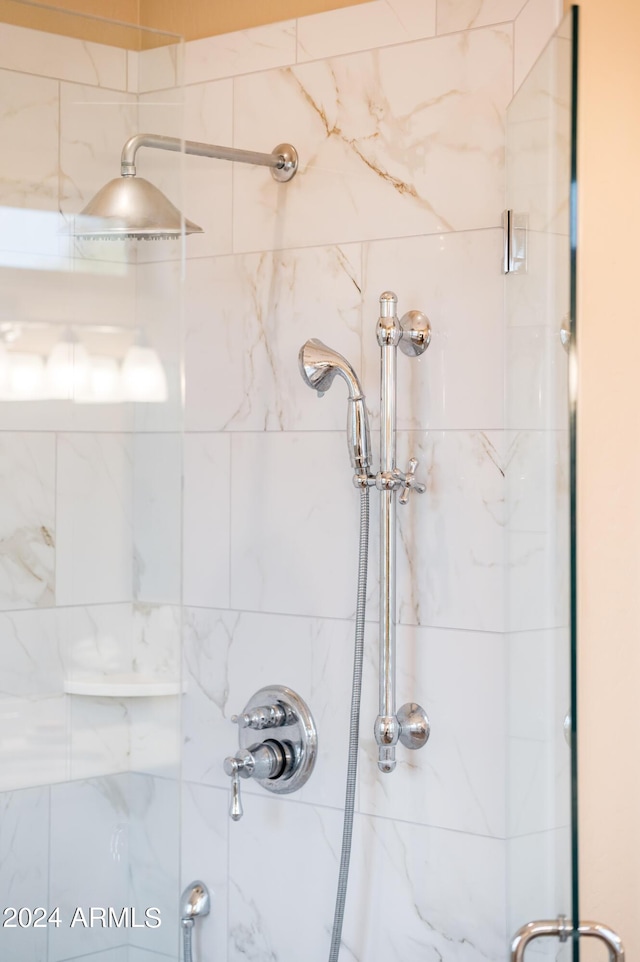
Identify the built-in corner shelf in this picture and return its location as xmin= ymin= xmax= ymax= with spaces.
xmin=64 ymin=675 xmax=184 ymax=698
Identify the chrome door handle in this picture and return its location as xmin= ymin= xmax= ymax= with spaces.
xmin=578 ymin=921 xmax=625 ymax=961
xmin=511 ymin=917 xmax=625 ymax=962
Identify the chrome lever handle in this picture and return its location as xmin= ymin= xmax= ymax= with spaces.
xmin=231 ymin=702 xmax=290 ymax=729
xmin=396 ymin=457 xmax=426 ymax=505
xmin=224 ymin=756 xmax=244 ymax=821
xmin=230 ymin=767 xmax=243 ymax=821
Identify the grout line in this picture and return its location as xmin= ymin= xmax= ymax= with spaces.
xmin=0 ymin=426 xmax=564 ymax=438
xmin=129 ymin=225 xmax=507 ymax=266
xmin=181 ymin=602 xmax=512 ymax=636
xmin=140 ymin=16 xmax=516 ymax=95
xmin=1 ymin=62 xmax=130 ymax=95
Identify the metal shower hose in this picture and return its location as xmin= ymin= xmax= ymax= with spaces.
xmin=328 ymin=486 xmax=370 ymax=962
xmin=182 ymin=921 xmax=194 ymax=962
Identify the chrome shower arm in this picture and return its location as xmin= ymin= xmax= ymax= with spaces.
xmin=120 ymin=133 xmax=298 ymax=181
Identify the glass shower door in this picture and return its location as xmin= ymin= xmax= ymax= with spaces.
xmin=0 ymin=5 xmax=186 ymax=960
xmin=505 ymin=7 xmax=578 ymax=958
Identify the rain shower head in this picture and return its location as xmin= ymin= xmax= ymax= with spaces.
xmin=298 ymin=338 xmax=371 ymax=473
xmin=74 ymin=174 xmax=203 ymax=241
xmin=73 ymin=133 xmax=298 ymax=241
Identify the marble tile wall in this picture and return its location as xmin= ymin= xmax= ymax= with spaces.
xmin=170 ymin=1 xmax=560 ymax=960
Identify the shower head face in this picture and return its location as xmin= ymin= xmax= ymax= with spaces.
xmin=298 ymin=338 xmax=362 ymax=399
xmin=73 ymin=175 xmax=203 ymax=240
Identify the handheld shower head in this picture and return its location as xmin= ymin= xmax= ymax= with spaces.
xmin=299 ymin=338 xmax=362 ymax=399
xmin=298 ymin=339 xmax=371 ymax=475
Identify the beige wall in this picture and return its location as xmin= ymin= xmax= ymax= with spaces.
xmin=577 ymin=0 xmax=640 ymax=955
xmin=0 ymin=0 xmax=142 ymax=45
xmin=141 ymin=0 xmax=370 ymax=40
xmin=0 ymin=0 xmax=369 ymax=45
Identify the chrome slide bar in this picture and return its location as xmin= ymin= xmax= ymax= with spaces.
xmin=511 ymin=917 xmax=625 ymax=962
xmin=372 ymin=292 xmax=431 ymax=773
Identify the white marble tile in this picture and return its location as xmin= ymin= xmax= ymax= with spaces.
xmin=0 ymin=612 xmax=68 ymax=791
xmin=137 ymin=41 xmax=183 ymax=94
xmin=129 ymin=694 xmax=181 ymax=779
xmin=344 ymin=815 xmax=506 ymax=962
xmin=129 ymin=604 xmax=181 ymax=776
xmin=505 ymin=231 xmax=556 ymax=330
xmin=58 ymin=602 xmax=134 ymax=778
xmin=437 ymin=0 xmax=527 ymax=34
xmin=183 ymin=434 xmax=231 ymax=609
xmin=296 ymin=0 xmax=436 ymax=62
xmin=58 ymin=81 xmax=137 ymax=261
xmin=127 ymin=50 xmax=139 ymax=95
xmin=507 ymin=47 xmax=572 ymax=237
xmin=230 ymin=432 xmax=363 ymax=620
xmin=184 ymin=245 xmax=362 ymax=432
xmin=0 ymin=786 xmax=49 ymax=962
xmin=128 ymin=773 xmax=181 ymax=957
xmin=362 ymin=230 xmax=505 ymax=432
xmin=514 ymin=0 xmax=561 ymax=93
xmin=131 ymin=261 xmax=184 ymax=434
xmin=0 ymin=609 xmax=68 ymax=791
xmin=228 ymin=795 xmax=342 ymax=962
xmin=56 ymin=434 xmax=133 ymax=606
xmin=133 ymin=434 xmax=181 ymax=604
xmin=506 ymin=430 xmax=553 ymax=535
xmin=0 ymin=433 xmax=55 ymax=610
xmin=229 ymin=429 xmax=504 ymax=631
xmin=48 ymin=776 xmax=131 ymax=961
xmin=137 ymin=79 xmax=233 ymax=262
xmin=68 ymin=694 xmax=131 ymax=781
xmin=358 ymin=625 xmax=507 ymax=837
xmin=395 ymin=430 xmax=506 ymax=632
xmin=507 ymin=627 xmax=571 ymax=837
xmin=182 ymin=607 xmax=237 ymax=788
xmin=233 ymin=26 xmax=512 ymax=251
xmin=0 ymin=69 xmax=58 ymax=212
xmin=229 ymin=796 xmax=506 ymax=962
xmin=60 ymin=602 xmax=133 ymax=681
xmin=507 ymin=828 xmax=571 ymax=949
xmin=183 ymin=606 xmax=357 ymax=811
xmin=506 ymin=326 xmax=551 ymax=430
xmin=505 ymin=432 xmax=569 ymax=635
xmin=0 ymin=23 xmax=127 ymax=88
xmin=181 ymin=783 xmax=228 ymax=962
xmin=185 ymin=21 xmax=296 ymax=86
xmin=132 ymin=603 xmax=181 ymax=678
